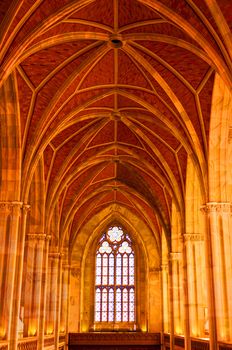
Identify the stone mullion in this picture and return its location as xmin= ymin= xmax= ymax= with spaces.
xmin=38 ymin=235 xmax=50 ymax=350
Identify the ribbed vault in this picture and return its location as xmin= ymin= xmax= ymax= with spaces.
xmin=0 ymin=0 xmax=231 ymax=251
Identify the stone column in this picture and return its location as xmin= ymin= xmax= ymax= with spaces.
xmin=54 ymin=254 xmax=62 ymax=350
xmin=23 ymin=233 xmax=47 ymax=337
xmin=203 ymin=202 xmax=232 ymax=344
xmin=178 ymin=241 xmax=191 ymax=350
xmin=161 ymin=263 xmax=169 ymax=334
xmin=45 ymin=253 xmax=61 ymax=339
xmin=23 ymin=235 xmax=37 ymax=337
xmin=0 ymin=202 xmax=13 ymax=340
xmin=167 ymin=255 xmax=174 ymax=350
xmin=184 ymin=233 xmax=204 ymax=337
xmin=200 ymin=204 xmax=217 ymax=350
xmin=149 ymin=267 xmax=161 ymax=332
xmin=60 ymin=265 xmax=70 ymax=334
xmin=38 ymin=235 xmax=51 ymax=350
xmin=0 ymin=202 xmax=30 ymax=350
xmin=169 ymin=252 xmax=182 ymax=336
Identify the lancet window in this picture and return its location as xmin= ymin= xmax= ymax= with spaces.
xmin=95 ymin=226 xmax=135 ymax=323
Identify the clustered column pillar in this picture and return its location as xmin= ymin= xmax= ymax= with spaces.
xmin=161 ymin=263 xmax=169 ymax=334
xmin=45 ymin=252 xmax=63 ymax=349
xmin=180 ymin=239 xmax=191 ymax=350
xmin=167 ymin=254 xmax=175 ymax=350
xmin=60 ymin=264 xmax=70 ymax=334
xmin=184 ymin=233 xmax=205 ymax=338
xmin=0 ymin=202 xmax=30 ymax=350
xmin=23 ymin=233 xmax=48 ymax=337
xmin=38 ymin=234 xmax=51 ymax=350
xmin=169 ymin=252 xmax=182 ymax=336
xmin=202 ymin=202 xmax=232 ymax=346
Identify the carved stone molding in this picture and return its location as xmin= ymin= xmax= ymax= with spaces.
xmin=26 ymin=233 xmax=47 ymax=241
xmin=184 ymin=233 xmax=204 ymax=242
xmin=49 ymin=252 xmax=63 ymax=259
xmin=62 ymin=264 xmax=71 ymax=271
xmin=201 ymin=202 xmax=232 ymax=214
xmin=22 ymin=204 xmax=30 ymax=213
xmin=0 ymin=201 xmax=23 ymax=215
xmin=161 ymin=264 xmax=168 ymax=272
xmin=169 ymin=252 xmax=181 ymax=261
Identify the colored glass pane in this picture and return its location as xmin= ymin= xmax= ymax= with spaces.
xmin=95 ymin=226 xmax=135 ymax=324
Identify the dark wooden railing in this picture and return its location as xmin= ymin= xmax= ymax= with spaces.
xmin=69 ymin=332 xmax=161 ymax=349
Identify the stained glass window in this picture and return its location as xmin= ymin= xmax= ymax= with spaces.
xmin=94 ymin=226 xmax=135 ymax=323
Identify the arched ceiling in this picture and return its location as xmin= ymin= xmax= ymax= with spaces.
xmin=0 ymin=0 xmax=231 ymax=249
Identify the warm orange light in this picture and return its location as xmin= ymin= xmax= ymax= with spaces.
xmin=141 ymin=325 xmax=147 ymax=332
xmin=0 ymin=327 xmax=6 ymax=339
xmin=28 ymin=328 xmax=37 ymax=336
xmin=191 ymin=327 xmax=197 ymax=337
xmin=175 ymin=326 xmax=183 ymax=335
xmin=46 ymin=327 xmax=53 ymax=335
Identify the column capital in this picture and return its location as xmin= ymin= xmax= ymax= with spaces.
xmin=0 ymin=201 xmax=23 ymax=215
xmin=169 ymin=252 xmax=181 ymax=261
xmin=49 ymin=252 xmax=63 ymax=259
xmin=149 ymin=267 xmax=161 ymax=273
xmin=22 ymin=204 xmax=30 ymax=213
xmin=26 ymin=233 xmax=47 ymax=241
xmin=161 ymin=263 xmax=168 ymax=272
xmin=201 ymin=202 xmax=232 ymax=214
xmin=183 ymin=233 xmax=204 ymax=242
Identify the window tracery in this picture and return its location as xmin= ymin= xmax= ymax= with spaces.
xmin=95 ymin=226 xmax=135 ymax=323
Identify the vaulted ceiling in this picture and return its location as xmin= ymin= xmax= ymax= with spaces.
xmin=0 ymin=0 xmax=231 ymax=249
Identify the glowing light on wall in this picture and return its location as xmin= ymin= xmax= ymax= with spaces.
xmin=0 ymin=327 xmax=6 ymax=339
xmin=176 ymin=326 xmax=183 ymax=335
xmin=28 ymin=328 xmax=37 ymax=336
xmin=141 ymin=325 xmax=147 ymax=332
xmin=46 ymin=327 xmax=53 ymax=335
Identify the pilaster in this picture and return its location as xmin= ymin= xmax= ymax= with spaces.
xmin=202 ymin=202 xmax=232 ymax=345
xmin=24 ymin=233 xmax=47 ymax=337
xmin=0 ymin=202 xmax=30 ymax=350
xmin=183 ymin=233 xmax=204 ymax=338
xmin=38 ymin=234 xmax=51 ymax=350
xmin=46 ymin=252 xmax=63 ymax=350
